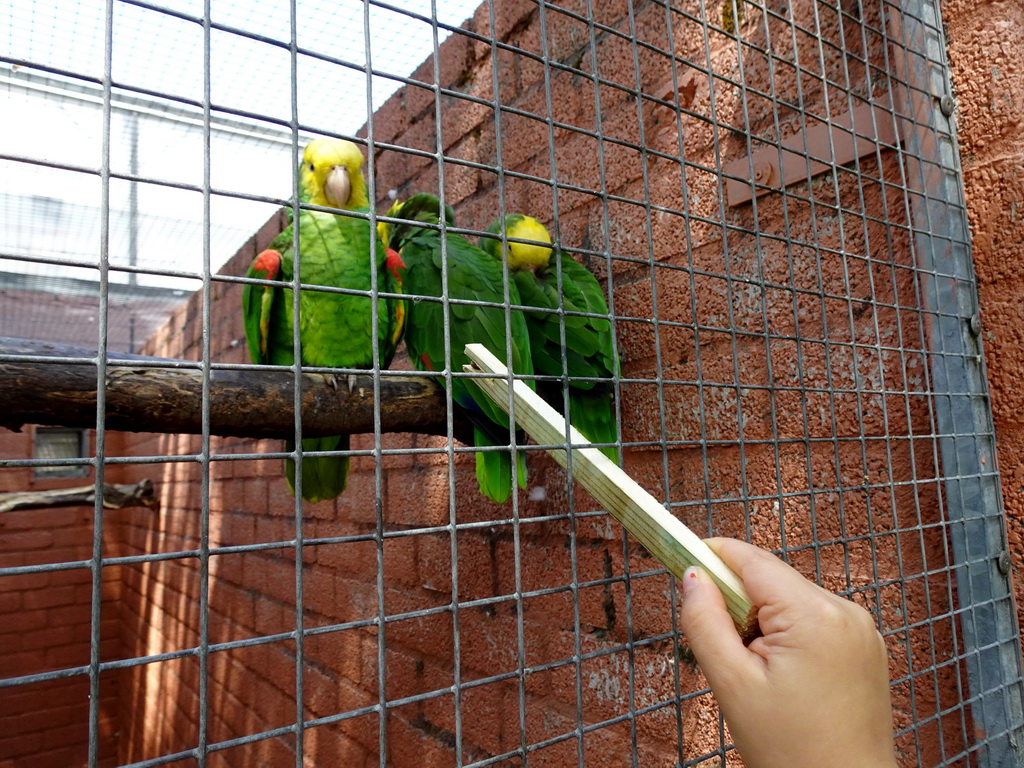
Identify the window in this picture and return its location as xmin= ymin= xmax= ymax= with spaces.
xmin=33 ymin=427 xmax=90 ymax=479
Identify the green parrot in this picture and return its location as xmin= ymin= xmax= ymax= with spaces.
xmin=378 ymin=193 xmax=534 ymax=503
xmin=242 ymin=138 xmax=406 ymax=502
xmin=481 ymin=214 xmax=619 ymax=461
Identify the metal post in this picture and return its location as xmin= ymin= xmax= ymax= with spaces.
xmin=894 ymin=1 xmax=1024 ymax=764
xmin=128 ymin=111 xmax=139 ymax=288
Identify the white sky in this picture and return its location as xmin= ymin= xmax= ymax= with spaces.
xmin=1 ymin=0 xmax=483 ymax=290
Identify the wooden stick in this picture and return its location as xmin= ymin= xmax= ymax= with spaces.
xmin=0 ymin=480 xmax=158 ymax=513
xmin=463 ymin=343 xmax=758 ymax=638
xmin=0 ymin=336 xmax=472 ymax=443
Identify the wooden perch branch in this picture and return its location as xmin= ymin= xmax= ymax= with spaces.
xmin=0 ymin=337 xmax=469 ymax=442
xmin=0 ymin=479 xmax=158 ymax=513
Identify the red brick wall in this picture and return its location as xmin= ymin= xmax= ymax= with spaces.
xmin=0 ymin=430 xmax=121 ymax=768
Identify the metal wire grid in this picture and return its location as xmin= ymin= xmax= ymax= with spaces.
xmin=1 ymin=0 xmax=1023 ymax=766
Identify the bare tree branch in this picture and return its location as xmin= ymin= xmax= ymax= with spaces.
xmin=0 ymin=337 xmax=470 ymax=442
xmin=0 ymin=479 xmax=158 ymax=513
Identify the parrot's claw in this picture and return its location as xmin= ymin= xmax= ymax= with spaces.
xmin=347 ymin=374 xmax=358 ymax=392
xmin=326 ymin=374 xmax=339 ymax=390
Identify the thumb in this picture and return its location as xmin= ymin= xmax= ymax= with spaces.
xmin=678 ymin=566 xmax=758 ymax=692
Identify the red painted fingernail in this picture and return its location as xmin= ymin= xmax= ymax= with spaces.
xmin=682 ymin=566 xmax=700 ymax=594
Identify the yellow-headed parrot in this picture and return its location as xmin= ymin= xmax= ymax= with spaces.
xmin=481 ymin=214 xmax=619 ymax=461
xmin=242 ymin=138 xmax=405 ymax=502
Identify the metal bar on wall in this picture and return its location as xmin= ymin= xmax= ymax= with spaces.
xmin=893 ymin=1 xmax=1024 ymax=764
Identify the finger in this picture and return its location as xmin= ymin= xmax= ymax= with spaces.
xmin=706 ymin=537 xmax=832 ymax=608
xmin=678 ymin=565 xmax=761 ymax=693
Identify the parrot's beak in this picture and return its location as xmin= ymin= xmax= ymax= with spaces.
xmin=324 ymin=165 xmax=351 ymax=208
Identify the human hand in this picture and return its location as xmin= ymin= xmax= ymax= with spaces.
xmin=679 ymin=538 xmax=897 ymax=768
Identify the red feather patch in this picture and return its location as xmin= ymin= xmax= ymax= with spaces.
xmin=253 ymin=249 xmax=282 ymax=279
xmin=385 ymin=248 xmax=406 ymax=280
xmin=419 ymin=353 xmax=434 ymax=371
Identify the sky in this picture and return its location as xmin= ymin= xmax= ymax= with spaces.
xmin=1 ymin=0 xmax=483 ymax=291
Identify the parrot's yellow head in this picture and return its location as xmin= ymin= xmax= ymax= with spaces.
xmin=482 ymin=214 xmax=553 ymax=271
xmin=300 ymin=138 xmax=369 ymax=210
xmin=377 ymin=194 xmax=453 ymax=251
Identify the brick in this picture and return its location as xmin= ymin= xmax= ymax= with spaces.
xmin=247 ymin=555 xmax=297 ymax=607
xmin=56 ymin=567 xmax=95 ymax=588
xmin=208 ymin=581 xmax=256 ymax=639
xmin=207 ymin=734 xmax=295 ymax=768
xmin=470 ymin=0 xmax=536 ymax=50
xmin=44 ymin=643 xmax=91 ymax=669
xmin=373 ymin=145 xmax=434 ymax=200
xmin=454 ymin=607 xmax=519 ymax=682
xmin=0 ymin=507 xmax=84 ymax=531
xmin=254 ymin=595 xmax=294 ymax=637
xmin=301 ymin=662 xmax=341 ymax=721
xmin=0 ymin=529 xmax=54 ymax=552
xmin=215 ymin=480 xmax=251 ymax=519
xmin=255 ymin=513 xmax=294 ymax=546
xmin=15 ymin=744 xmax=81 ymax=768
xmin=0 ymin=589 xmax=20 ymax=614
xmin=364 ymin=91 xmax=412 ymax=146
xmin=304 ymin=728 xmax=370 ymax=768
xmin=300 ymin=564 xmax=338 ymax=618
xmin=27 ymin=718 xmax=91 ymax=753
xmin=386 ymin=708 xmax=458 ymax=768
xmin=335 ymin=683 xmax=379 ymax=752
xmin=3 ymin=700 xmax=87 ymax=738
xmin=240 ymin=476 xmax=270 ymax=518
xmin=49 ymin=525 xmax=97 ymax=551
xmin=333 ymin=581 xmax=385 ymax=626
xmin=35 ymin=623 xmax=82 ymax=650
xmin=380 ymin=466 xmax=456 ymax=530
xmin=22 ymin=584 xmax=79 ymax=610
xmin=392 ymin=104 xmax=440 ymax=158
xmin=266 ymin=475 xmax=304 ymax=519
xmin=0 ymin=607 xmax=49 ymax=638
xmin=305 ymin=626 xmax=368 ymax=694
xmin=388 ymin=644 xmax=452 ymax=708
xmin=382 ymin=534 xmax=419 ymax=591
xmin=416 ymin=31 xmax=474 ymax=105
xmin=0 ymin=731 xmax=44 ymax=760
xmin=422 ymin=677 xmax=513 ymax=756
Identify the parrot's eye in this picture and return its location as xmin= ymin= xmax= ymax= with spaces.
xmin=308 ymin=162 xmax=315 ymax=171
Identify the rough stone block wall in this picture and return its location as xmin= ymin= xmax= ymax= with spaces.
xmin=944 ymin=0 xmax=1024 ymax=631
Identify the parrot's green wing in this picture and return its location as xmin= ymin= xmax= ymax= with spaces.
xmin=561 ymin=258 xmax=619 ymax=458
xmin=511 ymin=265 xmax=599 ymax=379
xmin=385 ymin=194 xmax=534 ymax=503
xmin=526 ymin=253 xmax=619 ymax=459
xmin=478 ymin=212 xmax=619 ymax=460
xmin=242 ymin=244 xmax=288 ymax=367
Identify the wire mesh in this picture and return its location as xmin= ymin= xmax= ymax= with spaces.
xmin=1 ymin=0 xmax=1023 ymax=766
